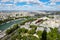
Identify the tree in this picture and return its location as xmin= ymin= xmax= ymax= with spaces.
xmin=22 ymin=36 xmax=28 ymax=40
xmin=27 ymin=35 xmax=39 ymax=40
xmin=28 ymin=29 xmax=36 ymax=34
xmin=11 ymin=35 xmax=18 ymax=40
xmin=41 ymin=29 xmax=47 ymax=40
xmin=30 ymin=25 xmax=37 ymax=30
xmin=5 ymin=28 xmax=12 ymax=35
xmin=17 ymin=28 xmax=28 ymax=34
xmin=36 ymin=31 xmax=42 ymax=38
xmin=12 ymin=24 xmax=19 ymax=31
xmin=47 ymin=28 xmax=58 ymax=40
xmin=57 ymin=34 xmax=60 ymax=40
xmin=5 ymin=24 xmax=19 ymax=35
xmin=16 ymin=34 xmax=22 ymax=40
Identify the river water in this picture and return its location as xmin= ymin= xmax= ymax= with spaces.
xmin=0 ymin=18 xmax=24 ymax=31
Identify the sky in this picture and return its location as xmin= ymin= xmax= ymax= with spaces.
xmin=0 ymin=0 xmax=60 ymax=11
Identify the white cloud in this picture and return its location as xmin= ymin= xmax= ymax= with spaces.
xmin=1 ymin=0 xmax=13 ymax=2
xmin=0 ymin=0 xmax=47 ymax=6
xmin=0 ymin=4 xmax=59 ymax=11
xmin=14 ymin=0 xmax=42 ymax=5
xmin=14 ymin=0 xmax=40 ymax=3
xmin=50 ymin=0 xmax=60 ymax=2
xmin=50 ymin=2 xmax=56 ymax=5
xmin=1 ymin=0 xmax=9 ymax=2
xmin=55 ymin=0 xmax=60 ymax=2
xmin=0 ymin=0 xmax=60 ymax=11
xmin=56 ymin=5 xmax=60 ymax=9
xmin=49 ymin=0 xmax=60 ymax=6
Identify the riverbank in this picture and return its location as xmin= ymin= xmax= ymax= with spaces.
xmin=0 ymin=18 xmax=25 ymax=31
xmin=0 ymin=18 xmax=22 ymax=25
xmin=0 ymin=18 xmax=24 ymax=39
